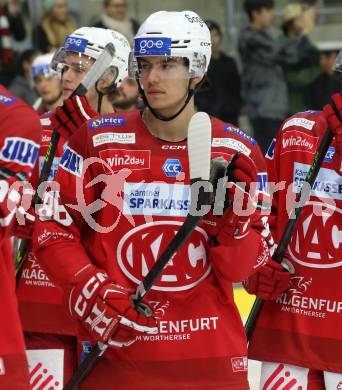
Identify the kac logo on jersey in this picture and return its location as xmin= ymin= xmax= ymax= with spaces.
xmin=288 ymin=202 xmax=341 ymax=269
xmin=64 ymin=36 xmax=88 ymax=53
xmin=117 ymin=221 xmax=211 ymax=291
xmin=0 ymin=93 xmax=16 ymax=105
xmin=324 ymin=146 xmax=335 ymax=163
xmin=224 ymin=125 xmax=256 ymax=145
xmin=89 ymin=116 xmax=125 ymax=129
xmin=60 ymin=146 xmax=83 ymax=177
xmin=162 ymin=158 xmax=182 ymax=177
xmin=0 ymin=137 xmax=39 ymax=167
xmin=134 ymin=37 xmax=172 ymax=56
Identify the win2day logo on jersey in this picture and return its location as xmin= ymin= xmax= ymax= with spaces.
xmin=99 ymin=149 xmax=151 ymax=173
xmin=162 ymin=159 xmax=182 ymax=178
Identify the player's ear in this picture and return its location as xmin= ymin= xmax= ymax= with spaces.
xmin=190 ymin=76 xmax=204 ymax=90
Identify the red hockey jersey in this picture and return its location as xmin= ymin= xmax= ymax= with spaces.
xmin=16 ymin=112 xmax=78 ymax=336
xmin=248 ymin=110 xmax=342 ymax=373
xmin=0 ymin=85 xmax=41 ymax=389
xmin=33 ymin=110 xmax=272 ymax=389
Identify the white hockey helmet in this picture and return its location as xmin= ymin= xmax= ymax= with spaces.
xmin=129 ymin=10 xmax=211 ymax=79
xmin=52 ymin=27 xmax=130 ymax=87
xmin=31 ymin=52 xmax=56 ymax=80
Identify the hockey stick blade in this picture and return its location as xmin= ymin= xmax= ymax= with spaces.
xmin=15 ymin=44 xmax=116 ymax=274
xmin=245 ymin=125 xmax=334 ymax=340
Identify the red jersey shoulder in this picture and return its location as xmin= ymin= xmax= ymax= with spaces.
xmin=210 ymin=116 xmax=258 ymax=157
xmin=266 ymin=111 xmax=325 ymax=160
xmin=0 ymin=85 xmax=40 ymax=121
xmin=0 ymin=86 xmax=41 ymax=169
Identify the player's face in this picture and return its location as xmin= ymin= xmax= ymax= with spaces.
xmin=34 ymin=74 xmax=62 ymax=104
xmin=138 ymin=56 xmax=190 ymax=113
xmin=113 ymin=77 xmax=139 ymax=108
xmin=61 ymin=52 xmax=94 ymax=99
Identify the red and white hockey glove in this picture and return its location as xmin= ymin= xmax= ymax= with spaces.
xmin=68 ymin=268 xmax=158 ymax=348
xmin=11 ymin=203 xmax=35 ymax=239
xmin=243 ymin=257 xmax=293 ymax=300
xmin=323 ymin=92 xmax=342 ymax=174
xmin=202 ymin=153 xmax=258 ymax=245
xmin=50 ymin=96 xmax=98 ymax=138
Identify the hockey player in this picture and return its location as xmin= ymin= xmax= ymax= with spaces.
xmin=245 ymin=50 xmax=342 ymax=389
xmin=32 ymin=11 xmax=287 ymax=389
xmin=15 ymin=27 xmax=131 ymax=387
xmin=0 ymin=85 xmax=41 ymax=389
xmin=31 ymin=52 xmax=63 ymax=114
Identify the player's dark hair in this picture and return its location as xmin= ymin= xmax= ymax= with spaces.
xmin=244 ymin=0 xmax=274 ymax=21
xmin=16 ymin=49 xmax=39 ymax=76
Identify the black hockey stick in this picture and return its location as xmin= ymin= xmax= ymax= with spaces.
xmin=245 ymin=124 xmax=335 ymax=340
xmin=63 ymin=112 xmax=220 ymax=390
xmin=14 ymin=43 xmax=116 ymax=274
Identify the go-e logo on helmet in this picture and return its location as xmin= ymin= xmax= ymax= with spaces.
xmin=134 ymin=37 xmax=171 ymax=56
xmin=64 ymin=36 xmax=88 ymax=54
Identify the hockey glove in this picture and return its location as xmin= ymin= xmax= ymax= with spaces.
xmin=202 ymin=153 xmax=258 ymax=246
xmin=243 ymin=256 xmax=293 ymax=300
xmin=50 ymin=96 xmax=98 ymax=138
xmin=68 ymin=268 xmax=158 ymax=348
xmin=323 ymin=92 xmax=342 ymax=174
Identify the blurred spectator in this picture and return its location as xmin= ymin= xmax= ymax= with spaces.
xmin=112 ymin=77 xmax=141 ymax=111
xmin=31 ymin=52 xmax=63 ymax=113
xmin=195 ymin=20 xmax=242 ymax=126
xmin=238 ymin=0 xmax=316 ymax=152
xmin=281 ymin=2 xmax=320 ymax=114
xmin=32 ymin=0 xmax=77 ymax=53
xmin=0 ymin=0 xmax=26 ymax=86
xmin=92 ymin=0 xmax=138 ymax=44
xmin=308 ymin=43 xmax=342 ymax=110
xmin=8 ymin=49 xmax=39 ymax=105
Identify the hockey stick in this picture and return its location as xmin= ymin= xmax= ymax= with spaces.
xmin=245 ymin=124 xmax=335 ymax=340
xmin=63 ymin=112 xmax=220 ymax=390
xmin=14 ymin=43 xmax=115 ymax=274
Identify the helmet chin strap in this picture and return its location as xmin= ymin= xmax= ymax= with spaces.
xmin=137 ymin=78 xmax=204 ymax=122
